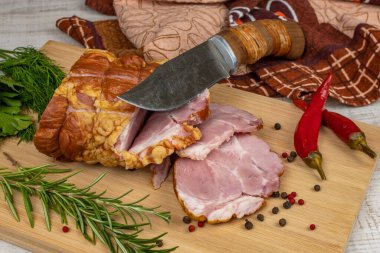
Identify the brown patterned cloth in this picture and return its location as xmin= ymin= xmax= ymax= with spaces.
xmin=113 ymin=0 xmax=228 ymax=61
xmin=223 ymin=0 xmax=380 ymax=106
xmin=56 ymin=16 xmax=138 ymax=56
xmin=56 ymin=0 xmax=380 ymax=106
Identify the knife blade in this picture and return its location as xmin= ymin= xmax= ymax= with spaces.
xmin=118 ymin=19 xmax=305 ymax=111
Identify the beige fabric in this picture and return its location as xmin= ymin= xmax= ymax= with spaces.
xmin=113 ymin=0 xmax=228 ymax=61
xmin=156 ymin=0 xmax=228 ymax=2
xmin=309 ymin=0 xmax=380 ymax=37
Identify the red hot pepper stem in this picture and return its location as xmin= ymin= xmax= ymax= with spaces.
xmin=294 ymin=73 xmax=332 ymax=180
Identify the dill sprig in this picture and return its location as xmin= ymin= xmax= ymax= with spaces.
xmin=0 ymin=158 xmax=177 ymax=253
xmin=0 ymin=47 xmax=65 ymax=141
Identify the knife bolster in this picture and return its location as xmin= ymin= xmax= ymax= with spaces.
xmin=218 ymin=19 xmax=305 ymax=65
xmin=209 ymin=35 xmax=238 ymax=74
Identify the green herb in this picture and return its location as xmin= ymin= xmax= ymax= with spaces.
xmin=0 ymin=47 xmax=65 ymax=141
xmin=0 ymin=156 xmax=177 ymax=253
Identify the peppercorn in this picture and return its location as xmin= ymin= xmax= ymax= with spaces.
xmin=156 ymin=240 xmax=163 ymax=247
xmin=281 ymin=192 xmax=287 ymax=199
xmin=282 ymin=152 xmax=288 ymax=158
xmin=183 ymin=216 xmax=191 ymax=224
xmin=287 ymin=195 xmax=293 ymax=200
xmin=274 ymin=123 xmax=281 ymax=130
xmin=62 ymin=226 xmax=69 ymax=233
xmin=298 ymin=199 xmax=305 ymax=205
xmin=257 ymin=214 xmax=264 ymax=222
xmin=244 ymin=219 xmax=253 ymax=230
xmin=290 ymin=192 xmax=297 ymax=198
xmin=309 ymin=224 xmax=316 ymax=230
xmin=272 ymin=207 xmax=279 ymax=214
xmin=188 ymin=225 xmax=195 ymax=232
xmin=287 ymin=156 xmax=295 ymax=162
xmin=283 ymin=201 xmax=291 ymax=209
xmin=197 ymin=221 xmax=205 ymax=227
xmin=290 ymin=151 xmax=297 ymax=158
xmin=289 ymin=198 xmax=295 ymax=205
xmin=314 ymin=184 xmax=321 ymax=191
xmin=272 ymin=191 xmax=280 ymax=198
xmin=279 ymin=218 xmax=287 ymax=227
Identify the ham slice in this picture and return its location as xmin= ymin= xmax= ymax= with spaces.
xmin=150 ymin=157 xmax=171 ymax=190
xmin=126 ymin=90 xmax=209 ymax=168
xmin=174 ymin=134 xmax=283 ymax=223
xmin=177 ymin=103 xmax=263 ymax=160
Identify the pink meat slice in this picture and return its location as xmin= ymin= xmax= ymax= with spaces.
xmin=174 ymin=134 xmax=283 ymax=223
xmin=177 ymin=103 xmax=263 ymax=160
xmin=150 ymin=157 xmax=171 ymax=190
xmin=127 ymin=90 xmax=209 ymax=167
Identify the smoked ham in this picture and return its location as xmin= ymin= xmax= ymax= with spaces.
xmin=34 ymin=50 xmax=209 ymax=169
xmin=177 ymin=103 xmax=263 ymax=160
xmin=174 ymin=134 xmax=284 ymax=223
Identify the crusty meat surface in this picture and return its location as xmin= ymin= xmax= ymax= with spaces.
xmin=177 ymin=103 xmax=263 ymax=160
xmin=34 ymin=50 xmax=159 ymax=168
xmin=174 ymin=134 xmax=283 ymax=223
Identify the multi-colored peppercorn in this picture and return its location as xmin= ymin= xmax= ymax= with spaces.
xmin=289 ymin=198 xmax=295 ymax=205
xmin=62 ymin=226 xmax=69 ymax=233
xmin=283 ymin=201 xmax=291 ymax=209
xmin=245 ymin=219 xmax=253 ymax=230
xmin=290 ymin=151 xmax=297 ymax=158
xmin=183 ymin=216 xmax=191 ymax=224
xmin=281 ymin=192 xmax=288 ymax=199
xmin=188 ymin=225 xmax=196 ymax=232
xmin=274 ymin=122 xmax=282 ymax=130
xmin=298 ymin=199 xmax=305 ymax=205
xmin=156 ymin=240 xmax=163 ymax=247
xmin=314 ymin=185 xmax=321 ymax=191
xmin=290 ymin=192 xmax=297 ymax=198
xmin=287 ymin=156 xmax=295 ymax=162
xmin=272 ymin=207 xmax=279 ymax=214
xmin=279 ymin=218 xmax=287 ymax=227
xmin=309 ymin=224 xmax=316 ymax=230
xmin=257 ymin=214 xmax=265 ymax=222
xmin=272 ymin=191 xmax=280 ymax=198
xmin=282 ymin=152 xmax=288 ymax=158
xmin=197 ymin=221 xmax=205 ymax=228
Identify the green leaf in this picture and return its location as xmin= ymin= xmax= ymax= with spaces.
xmin=0 ymin=106 xmax=20 ymax=114
xmin=0 ymin=76 xmax=23 ymax=91
xmin=1 ymin=97 xmax=21 ymax=107
xmin=0 ymin=91 xmax=19 ymax=98
xmin=0 ymin=112 xmax=32 ymax=136
xmin=21 ymin=187 xmax=34 ymax=227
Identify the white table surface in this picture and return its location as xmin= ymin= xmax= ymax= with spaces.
xmin=0 ymin=0 xmax=379 ymax=252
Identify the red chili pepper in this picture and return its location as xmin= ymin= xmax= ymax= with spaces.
xmin=293 ymin=100 xmax=377 ymax=159
xmin=294 ymin=73 xmax=332 ymax=180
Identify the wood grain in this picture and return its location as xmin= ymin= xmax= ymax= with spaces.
xmin=0 ymin=41 xmax=379 ymax=253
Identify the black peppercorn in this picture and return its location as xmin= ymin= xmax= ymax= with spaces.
xmin=272 ymin=191 xmax=280 ymax=198
xmin=182 ymin=216 xmax=191 ymax=224
xmin=244 ymin=219 xmax=253 ymax=230
xmin=257 ymin=214 xmax=264 ymax=222
xmin=287 ymin=156 xmax=295 ymax=162
xmin=314 ymin=184 xmax=321 ymax=191
xmin=272 ymin=207 xmax=279 ymax=214
xmin=274 ymin=123 xmax=281 ymax=130
xmin=290 ymin=151 xmax=297 ymax=158
xmin=281 ymin=192 xmax=288 ymax=199
xmin=279 ymin=218 xmax=286 ymax=227
xmin=283 ymin=201 xmax=291 ymax=209
xmin=156 ymin=240 xmax=163 ymax=247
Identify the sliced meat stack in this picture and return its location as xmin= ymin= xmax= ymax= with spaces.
xmin=173 ymin=104 xmax=283 ymax=223
xmin=174 ymin=135 xmax=283 ymax=223
xmin=34 ymin=50 xmax=209 ymax=169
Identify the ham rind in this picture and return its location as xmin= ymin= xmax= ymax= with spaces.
xmin=177 ymin=103 xmax=263 ymax=160
xmin=150 ymin=157 xmax=171 ymax=190
xmin=126 ymin=90 xmax=209 ymax=168
xmin=174 ymin=134 xmax=283 ymax=223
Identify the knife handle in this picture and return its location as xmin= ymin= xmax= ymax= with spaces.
xmin=218 ymin=19 xmax=305 ymax=65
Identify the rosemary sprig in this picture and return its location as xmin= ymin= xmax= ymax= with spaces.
xmin=0 ymin=159 xmax=177 ymax=253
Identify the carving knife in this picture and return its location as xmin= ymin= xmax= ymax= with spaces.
xmin=118 ymin=19 xmax=305 ymax=111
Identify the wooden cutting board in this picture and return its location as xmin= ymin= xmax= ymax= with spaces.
xmin=0 ymin=40 xmax=379 ymax=253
